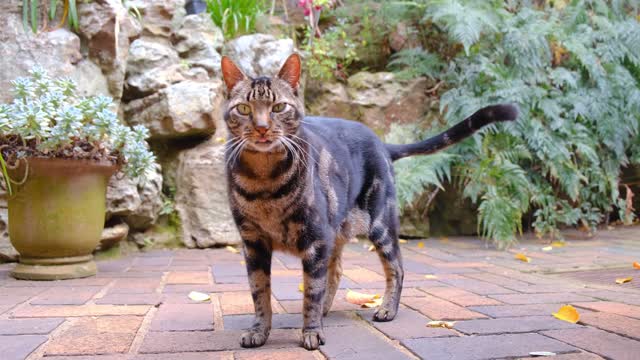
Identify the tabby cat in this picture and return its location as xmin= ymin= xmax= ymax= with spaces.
xmin=221 ymin=54 xmax=517 ymax=350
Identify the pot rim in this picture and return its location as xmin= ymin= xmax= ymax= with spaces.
xmin=9 ymin=156 xmax=119 ymax=178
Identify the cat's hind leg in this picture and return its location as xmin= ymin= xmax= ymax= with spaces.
xmin=369 ymin=201 xmax=404 ymax=322
xmin=323 ymin=237 xmax=346 ymax=316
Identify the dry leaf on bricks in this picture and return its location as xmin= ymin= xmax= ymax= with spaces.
xmin=615 ymin=277 xmax=632 ymax=284
xmin=515 ymin=253 xmax=531 ymax=263
xmin=552 ymin=305 xmax=580 ymax=323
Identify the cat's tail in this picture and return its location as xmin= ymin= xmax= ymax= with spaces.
xmin=385 ymin=104 xmax=518 ymax=161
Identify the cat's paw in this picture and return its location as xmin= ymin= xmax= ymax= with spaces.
xmin=239 ymin=329 xmax=269 ymax=348
xmin=373 ymin=306 xmax=397 ymax=322
xmin=301 ymin=329 xmax=326 ymax=350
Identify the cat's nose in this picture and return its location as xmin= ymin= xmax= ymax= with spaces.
xmin=255 ymin=125 xmax=269 ymax=135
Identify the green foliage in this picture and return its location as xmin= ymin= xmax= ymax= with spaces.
xmin=1 ymin=67 xmax=156 ymax=180
xmin=206 ymin=0 xmax=265 ymax=39
xmin=302 ymin=24 xmax=359 ymax=80
xmin=385 ymin=0 xmax=640 ymax=246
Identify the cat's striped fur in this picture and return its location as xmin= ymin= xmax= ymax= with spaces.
xmin=221 ymin=54 xmax=518 ymax=350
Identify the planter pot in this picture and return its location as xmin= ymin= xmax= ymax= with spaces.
xmin=8 ymin=158 xmax=116 ymax=280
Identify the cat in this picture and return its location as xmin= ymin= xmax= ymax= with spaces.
xmin=220 ymin=53 xmax=518 ymax=350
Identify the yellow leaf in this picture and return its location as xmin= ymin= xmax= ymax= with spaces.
xmin=215 ymin=137 xmax=226 ymax=144
xmin=424 ymin=274 xmax=438 ymax=280
xmin=633 ymin=262 xmax=640 ymax=269
xmin=225 ymin=246 xmax=240 ymax=254
xmin=515 ymin=253 xmax=531 ymax=263
xmin=298 ymin=283 xmax=304 ymax=292
xmin=552 ymin=304 xmax=580 ymax=323
xmin=427 ymin=320 xmax=455 ymax=329
xmin=368 ymin=245 xmax=376 ymax=252
xmin=551 ymin=241 xmax=566 ymax=247
xmin=615 ymin=277 xmax=632 ymax=284
xmin=188 ymin=291 xmax=211 ymax=302
xmin=542 ymin=246 xmax=553 ymax=252
xmin=361 ymin=297 xmax=383 ymax=308
xmin=345 ymin=289 xmax=381 ymax=305
xmin=417 ymin=242 xmax=425 ymax=249
xmin=399 ymin=239 xmax=408 ymax=244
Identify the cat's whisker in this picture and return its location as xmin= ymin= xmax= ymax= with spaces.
xmin=280 ymin=136 xmax=308 ymax=170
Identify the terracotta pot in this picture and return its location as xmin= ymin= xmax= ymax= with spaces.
xmin=8 ymin=158 xmax=116 ymax=280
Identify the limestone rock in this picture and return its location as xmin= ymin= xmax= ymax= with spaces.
xmin=126 ymin=0 xmax=186 ymax=38
xmin=124 ymin=80 xmax=223 ymax=139
xmin=0 ymin=207 xmax=17 ymax=262
xmin=173 ymin=13 xmax=224 ymax=76
xmin=125 ymin=165 xmax=164 ymax=230
xmin=306 ymin=72 xmax=437 ymax=133
xmin=106 ymin=167 xmax=163 ymax=230
xmin=99 ymin=222 xmax=130 ymax=250
xmin=125 ymin=38 xmax=184 ymax=98
xmin=77 ymin=0 xmax=142 ymax=99
xmin=175 ymin=139 xmax=241 ymax=248
xmin=224 ymin=34 xmax=295 ymax=77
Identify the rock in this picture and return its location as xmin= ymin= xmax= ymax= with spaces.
xmin=77 ymin=0 xmax=142 ymax=99
xmin=125 ymin=38 xmax=184 ymax=99
xmin=224 ymin=34 xmax=295 ymax=77
xmin=389 ymin=22 xmax=421 ymax=52
xmin=126 ymin=0 xmax=186 ymax=38
xmin=173 ymin=13 xmax=224 ymax=76
xmin=107 ymin=176 xmax=141 ymax=219
xmin=125 ymin=165 xmax=164 ymax=230
xmin=305 ymin=72 xmax=437 ymax=134
xmin=124 ymin=80 xmax=223 ymax=139
xmin=0 ymin=17 xmax=110 ymax=103
xmin=99 ymin=222 xmax=130 ymax=250
xmin=0 ymin=207 xmax=17 ymax=263
xmin=175 ymin=139 xmax=241 ymax=248
xmin=106 ymin=166 xmax=163 ymax=230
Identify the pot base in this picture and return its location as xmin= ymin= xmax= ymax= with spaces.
xmin=11 ymin=255 xmax=97 ymax=280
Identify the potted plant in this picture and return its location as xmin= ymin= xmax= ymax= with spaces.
xmin=0 ymin=67 xmax=156 ymax=280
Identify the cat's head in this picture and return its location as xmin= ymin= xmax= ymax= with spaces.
xmin=221 ymin=54 xmax=305 ymax=152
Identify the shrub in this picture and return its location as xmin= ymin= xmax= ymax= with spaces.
xmin=0 ymin=67 xmax=156 ymax=192
xmin=385 ymin=0 xmax=640 ymax=246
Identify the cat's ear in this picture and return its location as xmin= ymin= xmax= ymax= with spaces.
xmin=221 ymin=56 xmax=247 ymax=92
xmin=277 ymin=53 xmax=301 ymax=89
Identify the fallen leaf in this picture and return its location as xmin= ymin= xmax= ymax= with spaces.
xmin=361 ymin=297 xmax=383 ymax=308
xmin=298 ymin=283 xmax=304 ymax=292
xmin=529 ymin=351 xmax=557 ymax=357
xmin=424 ymin=274 xmax=438 ymax=280
xmin=345 ymin=289 xmax=381 ymax=305
xmin=188 ymin=291 xmax=211 ymax=302
xmin=515 ymin=253 xmax=531 ymax=263
xmin=633 ymin=262 xmax=640 ymax=269
xmin=615 ymin=277 xmax=632 ymax=284
xmin=399 ymin=239 xmax=408 ymax=244
xmin=427 ymin=320 xmax=455 ymax=329
xmin=552 ymin=304 xmax=580 ymax=323
xmin=551 ymin=241 xmax=566 ymax=247
xmin=225 ymin=246 xmax=240 ymax=254
xmin=542 ymin=246 xmax=553 ymax=252
xmin=417 ymin=242 xmax=425 ymax=249
xmin=368 ymin=245 xmax=376 ymax=252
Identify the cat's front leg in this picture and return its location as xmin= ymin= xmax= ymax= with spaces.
xmin=240 ymin=239 xmax=273 ymax=348
xmin=301 ymin=241 xmax=329 ymax=350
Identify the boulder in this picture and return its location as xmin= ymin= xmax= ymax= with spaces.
xmin=0 ymin=207 xmax=17 ymax=262
xmin=173 ymin=13 xmax=224 ymax=76
xmin=106 ymin=166 xmax=163 ymax=230
xmin=77 ymin=0 xmax=142 ymax=99
xmin=175 ymin=139 xmax=241 ymax=248
xmin=0 ymin=14 xmax=110 ymax=103
xmin=306 ymin=72 xmax=438 ymax=134
xmin=126 ymin=0 xmax=186 ymax=38
xmin=124 ymin=80 xmax=223 ymax=139
xmin=224 ymin=34 xmax=295 ymax=77
xmin=99 ymin=222 xmax=130 ymax=250
xmin=125 ymin=38 xmax=184 ymax=98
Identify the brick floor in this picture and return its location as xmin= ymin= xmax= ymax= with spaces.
xmin=1 ymin=228 xmax=639 ymax=359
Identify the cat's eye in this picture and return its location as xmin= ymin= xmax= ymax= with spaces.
xmin=236 ymin=104 xmax=252 ymax=115
xmin=272 ymin=103 xmax=287 ymax=113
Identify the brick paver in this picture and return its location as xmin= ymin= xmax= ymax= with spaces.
xmin=1 ymin=228 xmax=639 ymax=359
